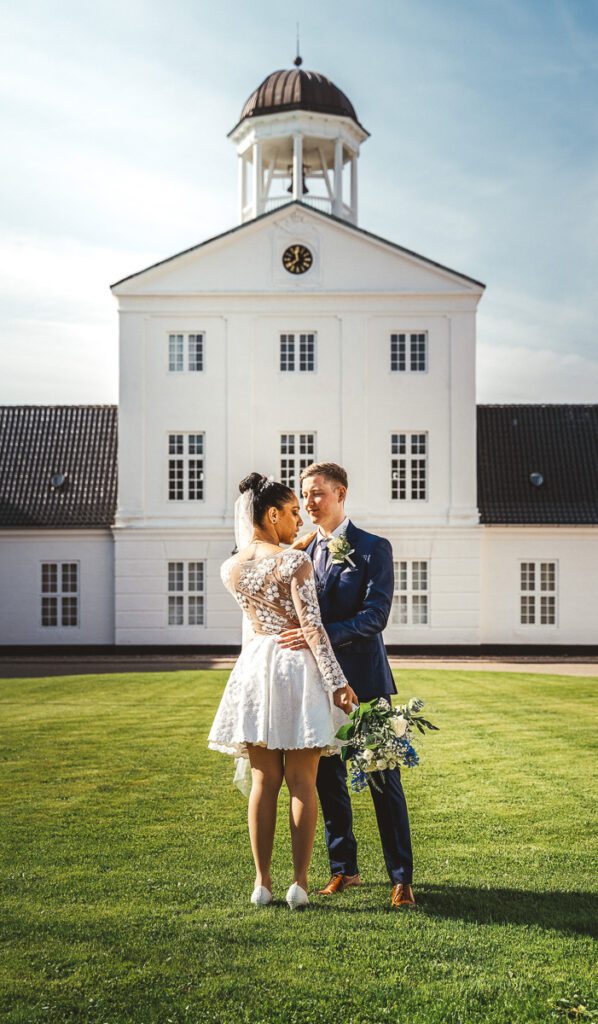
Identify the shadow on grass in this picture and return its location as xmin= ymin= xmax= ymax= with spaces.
xmin=314 ymin=884 xmax=598 ymax=937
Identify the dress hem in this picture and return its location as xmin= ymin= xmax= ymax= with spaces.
xmin=208 ymin=740 xmax=339 ymax=758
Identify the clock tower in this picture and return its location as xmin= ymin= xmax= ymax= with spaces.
xmin=228 ymin=58 xmax=369 ymax=225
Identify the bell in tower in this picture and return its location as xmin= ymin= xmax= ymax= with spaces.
xmin=228 ymin=59 xmax=369 ymax=225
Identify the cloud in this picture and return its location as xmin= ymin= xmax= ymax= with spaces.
xmin=477 ymin=342 xmax=598 ymax=403
xmin=0 ymin=317 xmax=118 ymax=404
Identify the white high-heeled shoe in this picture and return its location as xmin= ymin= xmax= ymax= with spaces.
xmin=251 ymin=885 xmax=272 ymax=907
xmin=286 ymin=883 xmax=309 ymax=910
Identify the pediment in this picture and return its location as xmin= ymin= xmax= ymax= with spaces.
xmin=111 ymin=202 xmax=484 ymax=298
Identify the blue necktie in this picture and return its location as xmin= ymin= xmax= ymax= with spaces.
xmin=313 ymin=537 xmax=329 ymax=582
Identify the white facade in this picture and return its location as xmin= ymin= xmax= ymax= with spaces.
xmin=107 ymin=201 xmax=597 ymax=648
xmin=480 ymin=527 xmax=598 ymax=646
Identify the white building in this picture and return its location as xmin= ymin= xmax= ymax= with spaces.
xmin=1 ymin=64 xmax=597 ymax=650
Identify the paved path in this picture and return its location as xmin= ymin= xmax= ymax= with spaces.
xmin=0 ymin=655 xmax=596 ymax=678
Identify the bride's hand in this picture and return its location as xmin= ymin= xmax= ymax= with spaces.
xmin=276 ymin=627 xmax=309 ymax=650
xmin=334 ymin=685 xmax=359 ymax=712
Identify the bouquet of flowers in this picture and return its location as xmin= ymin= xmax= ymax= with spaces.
xmin=335 ymin=697 xmax=438 ymax=792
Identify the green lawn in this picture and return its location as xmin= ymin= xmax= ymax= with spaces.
xmin=1 ymin=669 xmax=596 ymax=1024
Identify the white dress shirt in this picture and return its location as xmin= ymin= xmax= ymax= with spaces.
xmin=315 ymin=517 xmax=351 ymax=574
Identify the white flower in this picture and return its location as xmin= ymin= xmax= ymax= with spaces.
xmin=376 ymin=759 xmax=387 ymax=771
xmin=363 ymin=749 xmax=374 ymax=763
xmin=408 ymin=697 xmax=424 ymax=713
xmin=391 ymin=715 xmax=408 ymax=738
xmin=327 ymin=535 xmax=356 ymax=567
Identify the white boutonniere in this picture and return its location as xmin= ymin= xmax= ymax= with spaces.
xmin=327 ymin=534 xmax=356 ymax=568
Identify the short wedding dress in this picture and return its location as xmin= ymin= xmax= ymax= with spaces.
xmin=208 ymin=549 xmax=347 ymax=758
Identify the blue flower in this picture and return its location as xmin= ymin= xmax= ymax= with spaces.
xmin=395 ymin=737 xmax=420 ymax=767
xmin=350 ymin=768 xmax=368 ymax=792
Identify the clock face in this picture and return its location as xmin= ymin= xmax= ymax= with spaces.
xmin=282 ymin=244 xmax=313 ymax=275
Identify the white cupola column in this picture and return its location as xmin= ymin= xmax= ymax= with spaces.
xmin=350 ymin=153 xmax=358 ymax=224
xmin=292 ymin=133 xmax=303 ymax=201
xmin=252 ymin=140 xmax=263 ymax=217
xmin=238 ymin=154 xmax=248 ymax=220
xmin=333 ymin=137 xmax=343 ymax=216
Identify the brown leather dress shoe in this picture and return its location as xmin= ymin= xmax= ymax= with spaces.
xmin=390 ymin=883 xmax=416 ymax=908
xmin=318 ymin=873 xmax=362 ymax=895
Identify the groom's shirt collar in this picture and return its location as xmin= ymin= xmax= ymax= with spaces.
xmin=317 ymin=516 xmax=350 ymax=542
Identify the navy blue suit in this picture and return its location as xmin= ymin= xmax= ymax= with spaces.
xmin=310 ymin=521 xmax=413 ymax=885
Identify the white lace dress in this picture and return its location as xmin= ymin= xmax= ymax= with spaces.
xmin=208 ymin=549 xmax=348 ymax=758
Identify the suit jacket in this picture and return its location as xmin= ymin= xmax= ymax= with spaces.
xmin=307 ymin=521 xmax=396 ymax=701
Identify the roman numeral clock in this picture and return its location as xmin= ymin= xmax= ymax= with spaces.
xmin=282 ymin=243 xmax=313 ymax=275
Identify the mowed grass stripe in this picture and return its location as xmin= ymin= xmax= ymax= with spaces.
xmin=1 ymin=670 xmax=596 ymax=1024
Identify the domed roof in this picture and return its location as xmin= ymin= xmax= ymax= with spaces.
xmin=237 ymin=67 xmax=362 ymax=128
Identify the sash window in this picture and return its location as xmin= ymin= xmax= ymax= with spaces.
xmin=168 ymin=561 xmax=206 ymax=626
xmin=280 ymin=433 xmax=316 ymax=490
xmin=41 ymin=562 xmax=79 ymax=627
xmin=520 ymin=561 xmax=557 ymax=625
xmin=391 ymin=433 xmax=427 ymax=500
xmin=391 ymin=333 xmax=427 ymax=372
xmin=168 ymin=433 xmax=204 ymax=501
xmin=392 ymin=560 xmax=429 ymax=626
xmin=168 ymin=333 xmax=204 ymax=372
xmin=280 ymin=333 xmax=316 ymax=372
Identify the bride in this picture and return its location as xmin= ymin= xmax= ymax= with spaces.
xmin=208 ymin=473 xmax=357 ymax=909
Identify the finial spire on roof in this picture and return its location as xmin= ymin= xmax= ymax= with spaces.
xmin=294 ymin=22 xmax=303 ymax=66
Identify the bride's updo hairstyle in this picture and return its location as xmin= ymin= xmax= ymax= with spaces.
xmin=239 ymin=472 xmax=295 ymax=525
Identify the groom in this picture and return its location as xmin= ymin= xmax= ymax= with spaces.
xmin=277 ymin=462 xmax=415 ymax=908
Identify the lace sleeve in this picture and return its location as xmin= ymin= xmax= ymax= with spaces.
xmin=289 ymin=554 xmax=348 ymax=694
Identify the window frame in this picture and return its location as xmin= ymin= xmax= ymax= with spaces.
xmin=391 ymin=559 xmax=430 ymax=627
xmin=40 ymin=560 xmax=80 ymax=628
xmin=167 ymin=332 xmax=205 ymax=374
xmin=279 ymin=332 xmax=317 ymax=374
xmin=390 ymin=332 xmax=428 ymax=374
xmin=167 ymin=432 xmax=205 ymax=502
xmin=519 ymin=560 xmax=558 ymax=627
xmin=391 ymin=432 xmax=428 ymax=501
xmin=280 ymin=431 xmax=317 ymax=490
xmin=167 ymin=560 xmax=207 ymax=627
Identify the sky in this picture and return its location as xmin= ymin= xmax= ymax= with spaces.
xmin=1 ymin=0 xmax=597 ymax=405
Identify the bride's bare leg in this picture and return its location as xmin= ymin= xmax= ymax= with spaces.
xmin=284 ymin=748 xmax=322 ymax=891
xmin=247 ymin=745 xmax=284 ymax=891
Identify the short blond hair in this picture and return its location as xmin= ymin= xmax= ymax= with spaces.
xmin=299 ymin=462 xmax=348 ymax=489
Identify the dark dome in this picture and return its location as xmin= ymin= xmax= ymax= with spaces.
xmin=238 ymin=68 xmax=361 ymax=126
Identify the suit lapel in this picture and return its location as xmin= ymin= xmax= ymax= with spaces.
xmin=321 ymin=521 xmax=358 ymax=595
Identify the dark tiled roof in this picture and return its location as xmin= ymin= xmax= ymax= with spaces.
xmin=0 ymin=406 xmax=117 ymax=528
xmin=2 ymin=404 xmax=595 ymax=529
xmin=477 ymin=405 xmax=598 ymax=524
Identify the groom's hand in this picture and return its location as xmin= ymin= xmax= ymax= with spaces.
xmin=276 ymin=628 xmax=309 ymax=650
xmin=291 ymin=530 xmax=317 ymax=551
xmin=334 ymin=685 xmax=359 ymax=711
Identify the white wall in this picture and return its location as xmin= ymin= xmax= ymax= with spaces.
xmin=116 ymin=303 xmax=479 ymax=528
xmin=481 ymin=527 xmax=598 ymax=644
xmin=113 ymin=528 xmax=239 ymax=645
xmin=0 ymin=530 xmax=114 ymax=645
xmin=384 ymin=527 xmax=482 ymax=645
xmin=114 ymin=205 xmax=482 ymax=533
